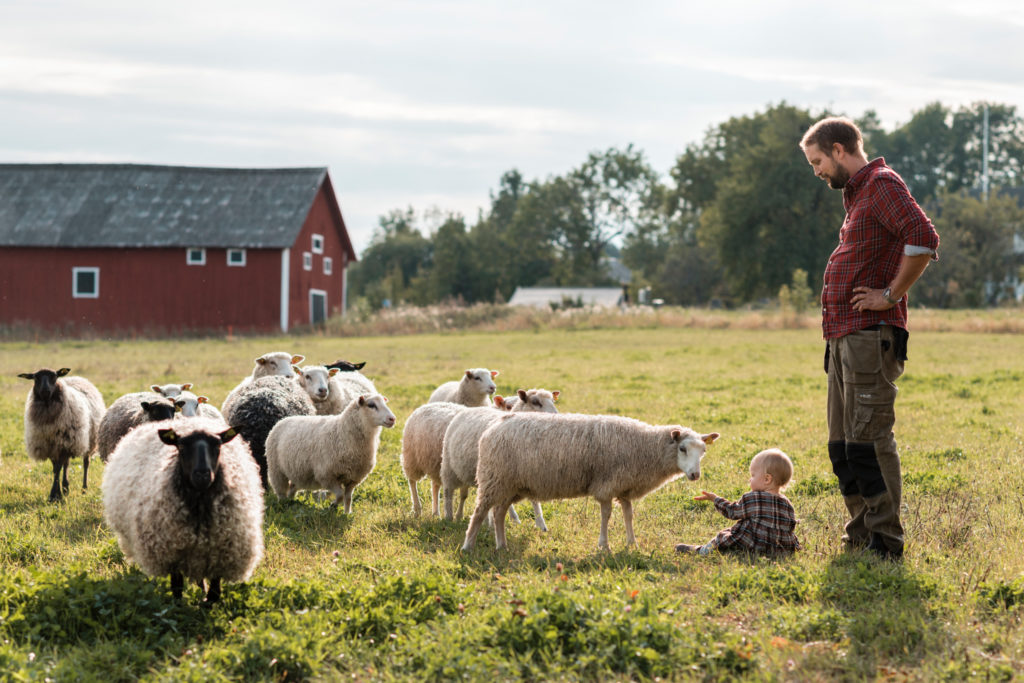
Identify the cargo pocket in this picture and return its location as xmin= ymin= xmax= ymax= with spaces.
xmin=851 ymin=389 xmax=896 ymax=442
xmin=842 ymin=330 xmax=882 ymax=384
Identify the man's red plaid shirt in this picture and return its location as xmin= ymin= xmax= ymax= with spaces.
xmin=821 ymin=158 xmax=940 ymax=339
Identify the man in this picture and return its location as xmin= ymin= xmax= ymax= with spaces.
xmin=800 ymin=116 xmax=939 ymax=560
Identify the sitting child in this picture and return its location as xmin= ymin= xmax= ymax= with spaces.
xmin=676 ymin=448 xmax=801 ymax=556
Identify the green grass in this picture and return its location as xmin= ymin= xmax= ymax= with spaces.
xmin=1 ymin=318 xmax=1024 ymax=680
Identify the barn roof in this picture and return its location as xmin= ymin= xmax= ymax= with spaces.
xmin=0 ymin=163 xmax=337 ymax=249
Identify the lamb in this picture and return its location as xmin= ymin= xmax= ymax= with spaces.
xmin=98 ymin=391 xmax=178 ymax=462
xmin=19 ymin=368 xmax=106 ymax=502
xmin=101 ymin=417 xmax=264 ymax=604
xmin=266 ymin=394 xmax=396 ymax=512
xmin=428 ymin=369 xmax=498 ymax=407
xmin=441 ymin=389 xmax=561 ymax=524
xmin=221 ymin=375 xmax=315 ymax=488
xmin=220 ymin=351 xmax=304 ymax=416
xmin=294 ymin=364 xmax=377 ymax=416
xmin=173 ymin=391 xmax=226 ymax=422
xmin=150 ymin=383 xmax=193 ymax=399
xmin=461 ymin=413 xmax=720 ymax=551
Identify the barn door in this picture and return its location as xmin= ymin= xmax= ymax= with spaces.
xmin=310 ymin=289 xmax=327 ymax=326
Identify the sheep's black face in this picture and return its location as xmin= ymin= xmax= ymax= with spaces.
xmin=18 ymin=368 xmax=70 ymax=402
xmin=159 ymin=428 xmax=237 ymax=491
xmin=141 ymin=400 xmax=176 ymax=422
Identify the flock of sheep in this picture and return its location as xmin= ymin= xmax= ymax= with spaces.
xmin=17 ymin=352 xmax=719 ymax=604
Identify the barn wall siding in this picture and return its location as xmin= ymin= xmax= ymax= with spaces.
xmin=0 ymin=246 xmax=281 ymax=334
xmin=287 ymin=185 xmax=348 ymax=329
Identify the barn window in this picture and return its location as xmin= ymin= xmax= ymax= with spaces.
xmin=323 ymin=257 xmax=333 ymax=275
xmin=303 ymin=252 xmax=313 ymax=271
xmin=72 ymin=267 xmax=100 ymax=298
xmin=227 ymin=249 xmax=246 ymax=267
xmin=186 ymin=248 xmax=206 ymax=265
xmin=312 ymin=234 xmax=324 ymax=254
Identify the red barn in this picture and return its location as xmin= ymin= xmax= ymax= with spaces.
xmin=0 ymin=163 xmax=357 ymax=335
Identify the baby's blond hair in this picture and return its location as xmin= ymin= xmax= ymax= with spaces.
xmin=753 ymin=448 xmax=794 ymax=489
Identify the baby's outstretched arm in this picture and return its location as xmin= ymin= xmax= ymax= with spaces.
xmin=694 ymin=491 xmax=717 ymax=502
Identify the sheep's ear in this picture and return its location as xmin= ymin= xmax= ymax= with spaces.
xmin=173 ymin=401 xmax=183 ymax=412
xmin=670 ymin=429 xmax=683 ymax=442
xmin=158 ymin=429 xmax=179 ymax=445
xmin=358 ymin=395 xmax=367 ymax=406
xmin=328 ymin=368 xmax=339 ymax=377
xmin=219 ymin=427 xmax=239 ymax=443
xmin=701 ymin=432 xmax=721 ymax=444
xmin=57 ymin=368 xmax=71 ymax=376
xmin=292 ymin=364 xmax=302 ymax=374
xmin=382 ymin=395 xmax=389 ymax=403
xmin=354 ymin=361 xmax=366 ymax=370
xmin=198 ymin=396 xmax=209 ymax=404
xmin=141 ymin=402 xmax=152 ymax=411
xmin=18 ymin=372 xmax=36 ymax=380
xmin=517 ymin=389 xmax=528 ymax=401
xmin=552 ymin=391 xmax=560 ymax=401
xmin=464 ymin=370 xmax=473 ymax=379
xmin=291 ymin=355 xmax=305 ymax=364
xmin=151 ymin=385 xmax=163 ymax=394
xmin=181 ymin=383 xmax=192 ymax=391
xmin=256 ymin=357 xmax=267 ymax=366
xmin=491 ymin=370 xmax=499 ymax=378
xmin=494 ymin=395 xmax=505 ymax=408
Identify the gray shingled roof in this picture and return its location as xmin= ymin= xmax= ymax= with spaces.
xmin=0 ymin=163 xmax=329 ymax=248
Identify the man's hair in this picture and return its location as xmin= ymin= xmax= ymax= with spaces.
xmin=753 ymin=448 xmax=794 ymax=488
xmin=800 ymin=116 xmax=863 ymax=156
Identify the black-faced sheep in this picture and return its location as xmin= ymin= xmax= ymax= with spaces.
xmin=428 ymin=369 xmax=498 ymax=407
xmin=98 ymin=391 xmax=178 ymax=462
xmin=19 ymin=368 xmax=106 ymax=502
xmin=462 ymin=413 xmax=720 ymax=551
xmin=221 ymin=375 xmax=315 ymax=488
xmin=101 ymin=418 xmax=264 ymax=604
xmin=266 ymin=394 xmax=396 ymax=512
xmin=326 ymin=359 xmax=366 ymax=372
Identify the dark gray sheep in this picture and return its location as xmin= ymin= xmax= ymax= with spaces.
xmin=98 ymin=391 xmax=178 ymax=462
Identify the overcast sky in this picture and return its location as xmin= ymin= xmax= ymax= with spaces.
xmin=2 ymin=0 xmax=1023 ymax=254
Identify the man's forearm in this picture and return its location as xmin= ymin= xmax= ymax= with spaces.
xmin=889 ymin=253 xmax=932 ymax=300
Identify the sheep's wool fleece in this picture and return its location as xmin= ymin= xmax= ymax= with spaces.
xmin=102 ymin=418 xmax=265 ymax=584
xmin=24 ymin=376 xmax=104 ymax=463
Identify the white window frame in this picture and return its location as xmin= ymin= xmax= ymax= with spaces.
xmin=186 ymin=248 xmax=206 ymax=265
xmin=311 ymin=233 xmax=324 ymax=254
xmin=303 ymin=252 xmax=313 ymax=271
xmin=323 ymin=256 xmax=333 ymax=275
xmin=227 ymin=249 xmax=247 ymax=267
xmin=310 ymin=288 xmax=327 ymax=325
xmin=72 ymin=267 xmax=100 ymax=298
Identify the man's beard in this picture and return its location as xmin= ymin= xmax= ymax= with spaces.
xmin=825 ymin=164 xmax=850 ymax=189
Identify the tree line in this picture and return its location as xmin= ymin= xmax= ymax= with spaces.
xmin=348 ymin=102 xmax=1024 ymax=310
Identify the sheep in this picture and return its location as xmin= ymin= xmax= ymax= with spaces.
xmin=19 ymin=368 xmax=106 ymax=502
xmin=266 ymin=394 xmax=396 ymax=512
xmin=400 ymin=402 xmax=471 ymax=516
xmin=461 ymin=413 xmax=720 ymax=551
xmin=221 ymin=375 xmax=315 ymax=489
xmin=101 ymin=417 xmax=264 ymax=604
xmin=98 ymin=391 xmax=178 ymax=462
xmin=326 ymin=359 xmax=366 ymax=372
xmin=428 ymin=369 xmax=498 ymax=407
xmin=293 ymin=364 xmax=376 ymax=416
xmin=173 ymin=391 xmax=226 ymax=422
xmin=150 ymin=382 xmax=193 ymax=399
xmin=221 ymin=351 xmax=304 ymax=416
xmin=441 ymin=389 xmax=561 ymax=525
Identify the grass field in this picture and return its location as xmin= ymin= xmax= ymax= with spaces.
xmin=1 ymin=314 xmax=1023 ymax=680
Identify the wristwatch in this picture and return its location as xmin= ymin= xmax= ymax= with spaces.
xmin=882 ymin=287 xmax=897 ymax=305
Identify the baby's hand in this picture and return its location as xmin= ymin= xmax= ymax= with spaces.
xmin=693 ymin=491 xmax=717 ymax=502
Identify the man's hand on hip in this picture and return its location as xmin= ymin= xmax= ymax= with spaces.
xmin=851 ymin=286 xmax=896 ymax=312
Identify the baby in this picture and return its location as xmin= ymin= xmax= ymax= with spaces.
xmin=676 ymin=448 xmax=801 ymax=556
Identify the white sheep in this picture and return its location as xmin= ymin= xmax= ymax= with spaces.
xmin=98 ymin=391 xmax=178 ymax=462
xmin=174 ymin=391 xmax=226 ymax=422
xmin=401 ymin=402 xmax=470 ymax=516
xmin=221 ymin=351 xmax=304 ymax=416
xmin=428 ymin=369 xmax=498 ymax=407
xmin=19 ymin=367 xmax=106 ymax=502
xmin=265 ymin=394 xmax=396 ymax=512
xmin=462 ymin=413 xmax=720 ymax=551
xmin=150 ymin=382 xmax=193 ymax=399
xmin=102 ymin=417 xmax=264 ymax=604
xmin=294 ymin=364 xmax=378 ymax=416
xmin=441 ymin=389 xmax=560 ymax=525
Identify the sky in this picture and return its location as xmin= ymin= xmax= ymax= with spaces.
xmin=2 ymin=0 xmax=1023 ymax=255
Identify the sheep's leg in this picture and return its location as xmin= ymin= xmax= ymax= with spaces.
xmin=598 ymin=499 xmax=613 ymax=551
xmin=48 ymin=458 xmax=64 ymax=502
xmin=443 ymin=484 xmax=454 ymax=520
xmin=455 ymin=488 xmax=468 ymax=520
xmin=343 ymin=485 xmax=354 ymax=514
xmin=462 ymin=498 xmax=491 ymax=551
xmin=407 ymin=477 xmax=422 ymax=516
xmin=508 ymin=505 xmax=522 ymax=524
xmin=620 ymin=499 xmax=636 ymax=547
xmin=170 ymin=572 xmax=184 ymax=599
xmin=430 ymin=477 xmax=441 ymax=517
xmin=493 ymin=503 xmax=510 ymax=550
xmin=532 ymin=501 xmax=548 ymax=532
xmin=82 ymin=453 xmax=90 ymax=490
xmin=328 ymin=485 xmax=345 ymax=511
xmin=61 ymin=458 xmax=70 ymax=494
xmin=204 ymin=577 xmax=222 ymax=604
